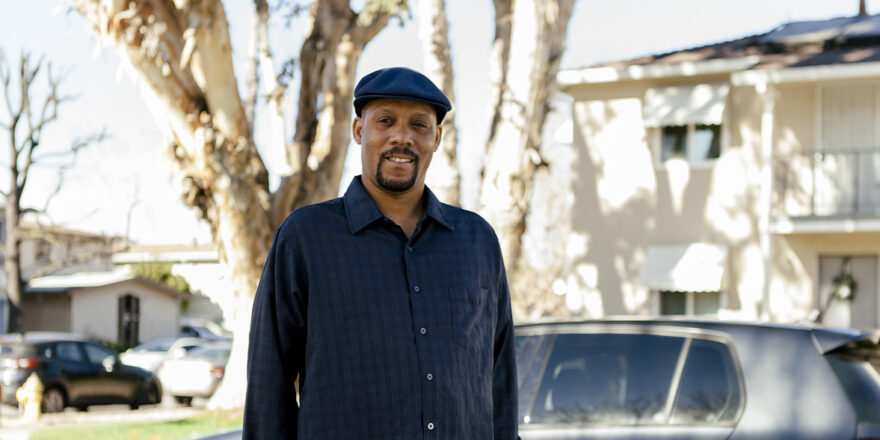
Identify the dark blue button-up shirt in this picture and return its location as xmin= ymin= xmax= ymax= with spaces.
xmin=244 ymin=176 xmax=518 ymax=439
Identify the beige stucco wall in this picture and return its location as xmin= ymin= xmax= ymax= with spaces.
xmin=563 ymin=74 xmax=880 ymax=325
xmin=70 ymin=280 xmax=180 ymax=343
xmin=561 ymin=74 xmax=819 ymax=319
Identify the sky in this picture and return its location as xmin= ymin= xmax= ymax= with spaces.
xmin=0 ymin=0 xmax=876 ymax=245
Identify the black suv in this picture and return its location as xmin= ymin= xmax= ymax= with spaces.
xmin=0 ymin=332 xmax=162 ymax=412
xmin=516 ymin=319 xmax=880 ymax=440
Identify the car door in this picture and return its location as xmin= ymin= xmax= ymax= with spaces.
xmin=516 ymin=326 xmax=741 ymax=440
xmin=49 ymin=341 xmax=96 ymax=406
xmin=82 ymin=342 xmax=137 ymax=403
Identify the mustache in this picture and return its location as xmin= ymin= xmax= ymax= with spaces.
xmin=381 ymin=147 xmax=419 ymax=161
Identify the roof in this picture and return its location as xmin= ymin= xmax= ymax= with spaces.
xmin=112 ymin=244 xmax=219 ymax=264
xmin=561 ymin=13 xmax=880 ymax=84
xmin=27 ymin=268 xmax=187 ymax=299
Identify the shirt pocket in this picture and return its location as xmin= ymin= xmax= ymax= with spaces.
xmin=449 ymin=287 xmax=494 ymax=349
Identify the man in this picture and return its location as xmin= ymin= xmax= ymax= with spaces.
xmin=244 ymin=67 xmax=518 ymax=439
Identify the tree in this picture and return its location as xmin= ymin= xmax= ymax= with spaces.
xmin=0 ymin=51 xmax=106 ymax=332
xmin=418 ymin=0 xmax=459 ymax=205
xmin=480 ymin=0 xmax=576 ymax=320
xmin=68 ymin=0 xmax=406 ymax=408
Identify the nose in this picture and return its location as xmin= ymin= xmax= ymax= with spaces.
xmin=389 ymin=124 xmax=414 ymax=147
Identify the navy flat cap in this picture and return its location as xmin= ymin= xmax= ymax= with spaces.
xmin=353 ymin=67 xmax=452 ymax=123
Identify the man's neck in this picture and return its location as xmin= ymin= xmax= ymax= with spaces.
xmin=363 ymin=181 xmax=425 ymax=238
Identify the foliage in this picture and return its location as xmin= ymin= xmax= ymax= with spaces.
xmin=132 ymin=261 xmax=191 ymax=294
xmin=30 ymin=408 xmax=243 ymax=440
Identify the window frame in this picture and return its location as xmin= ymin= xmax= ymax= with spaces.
xmin=654 ymin=290 xmax=725 ymax=317
xmin=515 ymin=324 xmax=746 ymax=429
xmin=651 ymin=123 xmax=725 ymax=169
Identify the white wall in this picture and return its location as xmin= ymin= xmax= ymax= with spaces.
xmin=70 ymin=280 xmax=180 ymax=343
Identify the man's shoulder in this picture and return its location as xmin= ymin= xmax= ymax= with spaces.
xmin=439 ymin=203 xmax=497 ymax=237
xmin=278 ymin=197 xmax=345 ymax=233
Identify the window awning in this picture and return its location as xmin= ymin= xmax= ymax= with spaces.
xmin=643 ymin=83 xmax=729 ymax=126
xmin=639 ymin=243 xmax=728 ymax=292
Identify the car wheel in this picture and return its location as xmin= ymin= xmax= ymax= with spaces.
xmin=42 ymin=387 xmax=66 ymax=413
xmin=174 ymin=395 xmax=193 ymax=407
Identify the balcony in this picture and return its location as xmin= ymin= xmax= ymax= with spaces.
xmin=773 ymin=149 xmax=880 ymax=232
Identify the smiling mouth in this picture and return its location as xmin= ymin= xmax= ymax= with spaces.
xmin=382 ymin=148 xmax=418 ymax=165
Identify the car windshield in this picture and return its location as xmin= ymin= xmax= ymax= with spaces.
xmin=134 ymin=338 xmax=176 ymax=353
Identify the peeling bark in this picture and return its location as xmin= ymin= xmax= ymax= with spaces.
xmin=418 ymin=0 xmax=460 ymax=205
xmin=479 ymin=0 xmax=575 ymax=319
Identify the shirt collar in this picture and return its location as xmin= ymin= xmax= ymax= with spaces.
xmin=343 ymin=176 xmax=454 ymax=234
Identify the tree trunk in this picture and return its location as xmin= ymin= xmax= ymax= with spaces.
xmin=71 ymin=0 xmax=403 ymax=408
xmin=479 ymin=0 xmax=575 ymax=319
xmin=418 ymin=0 xmax=460 ymax=206
xmin=4 ymin=175 xmax=22 ymax=333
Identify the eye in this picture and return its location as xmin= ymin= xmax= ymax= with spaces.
xmin=377 ymin=117 xmax=393 ymax=125
xmin=412 ymin=120 xmax=428 ymax=129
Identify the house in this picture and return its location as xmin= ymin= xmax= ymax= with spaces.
xmin=25 ymin=269 xmax=186 ymax=346
xmin=0 ymin=219 xmax=122 ymax=332
xmin=111 ymin=244 xmax=230 ymax=329
xmin=555 ymin=10 xmax=880 ymax=329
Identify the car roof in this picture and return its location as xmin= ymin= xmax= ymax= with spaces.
xmin=0 ymin=331 xmax=92 ymax=344
xmin=515 ymin=317 xmax=879 ymax=354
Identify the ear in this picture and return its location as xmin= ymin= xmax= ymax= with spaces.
xmin=433 ymin=124 xmax=442 ymax=152
xmin=352 ymin=117 xmax=363 ymax=144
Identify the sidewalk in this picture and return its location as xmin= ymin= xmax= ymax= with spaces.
xmin=0 ymin=403 xmax=201 ymax=440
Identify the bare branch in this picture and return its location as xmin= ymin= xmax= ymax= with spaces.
xmin=32 ymin=129 xmax=107 ymax=212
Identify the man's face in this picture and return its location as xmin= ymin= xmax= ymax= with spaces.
xmin=353 ymin=98 xmax=442 ymax=195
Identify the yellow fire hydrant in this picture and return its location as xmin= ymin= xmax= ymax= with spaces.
xmin=15 ymin=373 xmax=43 ymax=423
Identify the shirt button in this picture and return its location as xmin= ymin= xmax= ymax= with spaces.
xmin=407 ymin=245 xmax=414 ymax=252
xmin=427 ymin=422 xmax=435 ymax=431
xmin=426 ymin=373 xmax=433 ymax=381
xmin=420 ymin=327 xmax=427 ymax=335
xmin=414 ymin=285 xmax=421 ymax=293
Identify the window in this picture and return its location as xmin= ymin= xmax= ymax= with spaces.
xmin=671 ymin=339 xmax=742 ymax=423
xmin=83 ymin=343 xmax=116 ymax=365
xmin=659 ymin=291 xmax=721 ymax=316
xmin=658 ymin=124 xmax=722 ymax=163
xmin=520 ymin=332 xmax=743 ymax=427
xmin=527 ymin=333 xmax=684 ymax=425
xmin=54 ymin=342 xmax=84 ymax=362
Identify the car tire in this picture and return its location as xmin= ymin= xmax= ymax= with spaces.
xmin=174 ymin=395 xmax=193 ymax=407
xmin=42 ymin=387 xmax=66 ymax=413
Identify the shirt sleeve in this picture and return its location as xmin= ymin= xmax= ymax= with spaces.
xmin=493 ymin=263 xmax=519 ymax=440
xmin=244 ymin=222 xmax=308 ymax=440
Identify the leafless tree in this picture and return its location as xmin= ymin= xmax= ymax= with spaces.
xmin=0 ymin=50 xmax=107 ymax=332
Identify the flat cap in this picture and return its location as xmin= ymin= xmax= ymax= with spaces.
xmin=353 ymin=67 xmax=452 ymax=123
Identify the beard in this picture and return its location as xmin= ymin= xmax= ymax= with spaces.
xmin=376 ymin=147 xmax=420 ymax=192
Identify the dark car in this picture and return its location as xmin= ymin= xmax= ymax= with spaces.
xmin=0 ymin=332 xmax=162 ymax=412
xmin=516 ymin=319 xmax=880 ymax=439
xmin=193 ymin=319 xmax=880 ymax=440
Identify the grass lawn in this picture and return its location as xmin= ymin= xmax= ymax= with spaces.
xmin=30 ymin=408 xmax=243 ymax=440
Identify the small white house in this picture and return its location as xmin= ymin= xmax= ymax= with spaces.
xmin=25 ymin=269 xmax=185 ymax=346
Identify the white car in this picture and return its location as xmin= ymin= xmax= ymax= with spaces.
xmin=120 ymin=337 xmax=206 ymax=373
xmin=157 ymin=341 xmax=231 ymax=406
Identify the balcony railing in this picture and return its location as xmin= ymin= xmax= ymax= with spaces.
xmin=774 ymin=149 xmax=880 ymax=218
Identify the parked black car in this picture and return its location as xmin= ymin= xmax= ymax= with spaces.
xmin=516 ymin=319 xmax=880 ymax=439
xmin=192 ymin=319 xmax=880 ymax=440
xmin=0 ymin=332 xmax=162 ymax=412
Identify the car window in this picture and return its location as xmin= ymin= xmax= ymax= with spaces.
xmin=826 ymin=353 xmax=880 ymax=424
xmin=526 ymin=333 xmax=684 ymax=425
xmin=55 ymin=342 xmax=84 ymax=362
xmin=83 ymin=343 xmax=116 ymax=365
xmin=670 ymin=338 xmax=742 ymax=423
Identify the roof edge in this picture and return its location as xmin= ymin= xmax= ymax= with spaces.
xmin=558 ymin=56 xmax=760 ymax=86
